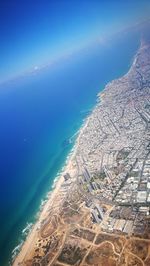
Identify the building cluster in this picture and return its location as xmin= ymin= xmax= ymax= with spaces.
xmin=100 ymin=205 xmax=149 ymax=236
xmin=75 ymin=61 xmax=150 ymax=236
xmin=115 ymin=157 xmax=150 ymax=207
xmin=101 ymin=217 xmax=134 ymax=235
xmin=70 ymin=45 xmax=150 ymax=238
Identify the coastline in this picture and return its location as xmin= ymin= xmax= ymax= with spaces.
xmin=12 ymin=143 xmax=73 ymax=264
xmin=12 ymin=40 xmax=146 ymax=266
xmin=13 ymin=85 xmax=108 ymax=266
xmin=0 ymin=31 xmax=140 ymax=266
xmin=12 ymin=68 xmax=126 ymax=266
xmin=12 ymin=115 xmax=92 ymax=265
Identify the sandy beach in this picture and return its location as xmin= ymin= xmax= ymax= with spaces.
xmin=13 ymin=138 xmax=82 ymax=265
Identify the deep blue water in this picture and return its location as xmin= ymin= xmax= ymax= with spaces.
xmin=0 ymin=32 xmax=140 ymax=265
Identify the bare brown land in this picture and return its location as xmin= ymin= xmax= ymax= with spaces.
xmin=13 ymin=37 xmax=150 ymax=266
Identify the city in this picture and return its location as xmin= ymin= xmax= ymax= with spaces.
xmin=14 ymin=38 xmax=150 ymax=266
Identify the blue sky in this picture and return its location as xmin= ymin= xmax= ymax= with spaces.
xmin=0 ymin=0 xmax=150 ymax=82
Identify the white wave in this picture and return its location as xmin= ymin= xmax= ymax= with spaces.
xmin=50 ymin=146 xmax=75 ymax=190
xmin=40 ymin=198 xmax=47 ymax=209
xmin=69 ymin=130 xmax=79 ymax=143
xmin=11 ymin=222 xmax=33 ymax=263
xmin=22 ymin=222 xmax=33 ymax=237
xmin=11 ymin=239 xmax=24 ymax=262
xmin=11 ymin=125 xmax=84 ymax=264
xmin=51 ymin=175 xmax=60 ymax=189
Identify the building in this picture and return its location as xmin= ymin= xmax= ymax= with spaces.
xmin=123 ymin=220 xmax=133 ymax=234
xmin=137 ymin=191 xmax=147 ymax=203
xmin=147 ymin=193 xmax=150 ymax=202
xmin=64 ymin=173 xmax=71 ymax=181
xmin=91 ymin=209 xmax=101 ymax=223
xmin=87 ymin=184 xmax=93 ymax=193
xmin=95 ymin=204 xmax=104 ymax=219
xmin=83 ymin=167 xmax=91 ymax=182
xmin=91 ymin=182 xmax=98 ymax=190
xmin=114 ymin=219 xmax=126 ymax=231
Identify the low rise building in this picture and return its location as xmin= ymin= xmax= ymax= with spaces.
xmin=137 ymin=191 xmax=147 ymax=203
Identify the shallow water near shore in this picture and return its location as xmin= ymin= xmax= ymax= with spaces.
xmin=0 ymin=32 xmax=140 ymax=265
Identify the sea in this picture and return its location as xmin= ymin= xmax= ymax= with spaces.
xmin=0 ymin=30 xmax=140 ymax=266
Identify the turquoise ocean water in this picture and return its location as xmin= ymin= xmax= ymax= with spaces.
xmin=0 ymin=31 xmax=140 ymax=265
